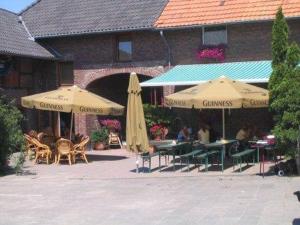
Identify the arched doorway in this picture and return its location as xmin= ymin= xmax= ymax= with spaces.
xmin=87 ymin=73 xmax=153 ymax=106
xmin=84 ymin=73 xmax=161 ymax=138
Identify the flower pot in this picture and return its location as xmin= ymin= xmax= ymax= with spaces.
xmin=154 ymin=136 xmax=161 ymax=141
xmin=93 ymin=142 xmax=106 ymax=150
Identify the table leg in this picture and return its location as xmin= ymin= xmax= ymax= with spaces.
xmin=257 ymin=147 xmax=260 ymax=163
xmin=262 ymin=152 xmax=265 ymax=178
xmin=173 ymin=152 xmax=175 ymax=171
xmin=159 ymin=152 xmax=161 ymax=170
xmin=221 ymin=148 xmax=224 ymax=172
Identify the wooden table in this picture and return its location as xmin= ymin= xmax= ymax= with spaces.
xmin=156 ymin=142 xmax=189 ymax=171
xmin=204 ymin=139 xmax=237 ymax=172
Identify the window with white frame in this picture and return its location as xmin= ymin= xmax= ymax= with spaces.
xmin=203 ymin=26 xmax=227 ymax=45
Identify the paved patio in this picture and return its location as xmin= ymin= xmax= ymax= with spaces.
xmin=1 ymin=149 xmax=299 ymax=225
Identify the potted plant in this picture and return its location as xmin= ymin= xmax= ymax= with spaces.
xmin=150 ymin=124 xmax=163 ymax=141
xmin=91 ymin=127 xmax=109 ymax=150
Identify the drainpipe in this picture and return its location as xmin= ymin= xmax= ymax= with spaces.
xmin=159 ymin=30 xmax=171 ymax=69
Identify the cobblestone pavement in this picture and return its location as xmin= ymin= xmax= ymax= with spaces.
xmin=0 ymin=149 xmax=299 ymax=225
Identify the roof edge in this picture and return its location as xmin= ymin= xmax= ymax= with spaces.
xmin=18 ymin=0 xmax=41 ymax=15
xmin=0 ymin=8 xmax=18 ymax=15
xmin=140 ymin=79 xmax=269 ymax=87
xmin=0 ymin=50 xmax=57 ymax=60
xmin=34 ymin=27 xmax=156 ymax=39
xmin=155 ymin=16 xmax=300 ymax=30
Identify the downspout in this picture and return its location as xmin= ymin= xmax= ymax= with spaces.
xmin=159 ymin=30 xmax=171 ymax=69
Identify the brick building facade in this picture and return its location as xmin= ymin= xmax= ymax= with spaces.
xmin=1 ymin=0 xmax=300 ymax=137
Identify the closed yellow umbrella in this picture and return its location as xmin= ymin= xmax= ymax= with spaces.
xmin=22 ymin=85 xmax=124 ymax=138
xmin=165 ymin=76 xmax=269 ymax=138
xmin=126 ymin=72 xmax=149 ymax=172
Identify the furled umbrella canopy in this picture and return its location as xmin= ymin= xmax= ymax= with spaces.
xmin=126 ymin=72 xmax=149 ymax=153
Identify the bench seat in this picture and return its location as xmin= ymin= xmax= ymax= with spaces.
xmin=232 ymin=149 xmax=256 ymax=172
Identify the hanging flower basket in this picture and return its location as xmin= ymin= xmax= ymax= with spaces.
xmin=197 ymin=44 xmax=226 ymax=62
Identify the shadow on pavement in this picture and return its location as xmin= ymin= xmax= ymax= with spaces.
xmin=86 ymin=154 xmax=127 ymax=162
xmin=293 ymin=218 xmax=300 ymax=225
xmin=232 ymin=164 xmax=254 ymax=173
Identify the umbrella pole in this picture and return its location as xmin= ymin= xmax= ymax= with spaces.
xmin=222 ymin=108 xmax=225 ymax=139
xmin=58 ymin=112 xmax=61 ymax=137
xmin=69 ymin=112 xmax=74 ymax=140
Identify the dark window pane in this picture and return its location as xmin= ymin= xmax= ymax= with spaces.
xmin=117 ymin=37 xmax=132 ymax=61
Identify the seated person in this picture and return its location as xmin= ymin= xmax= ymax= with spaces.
xmin=197 ymin=123 xmax=210 ymax=144
xmin=236 ymin=124 xmax=250 ymax=150
xmin=177 ymin=126 xmax=190 ymax=142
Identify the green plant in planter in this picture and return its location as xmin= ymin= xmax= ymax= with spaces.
xmin=91 ymin=128 xmax=109 ymax=143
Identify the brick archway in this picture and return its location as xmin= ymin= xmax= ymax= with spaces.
xmin=75 ymin=66 xmax=164 ymax=89
xmin=73 ymin=65 xmax=165 ymax=136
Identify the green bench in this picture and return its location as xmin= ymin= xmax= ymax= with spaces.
xmin=194 ymin=150 xmax=220 ymax=172
xmin=232 ymin=149 xmax=256 ymax=172
xmin=141 ymin=152 xmax=160 ymax=172
xmin=180 ymin=149 xmax=204 ymax=171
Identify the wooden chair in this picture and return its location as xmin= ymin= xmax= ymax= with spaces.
xmin=56 ymin=138 xmax=74 ymax=165
xmin=30 ymin=138 xmax=52 ymax=164
xmin=24 ymin=134 xmax=37 ymax=156
xmin=108 ymin=131 xmax=122 ymax=148
xmin=37 ymin=132 xmax=45 ymax=141
xmin=73 ymin=136 xmax=90 ymax=164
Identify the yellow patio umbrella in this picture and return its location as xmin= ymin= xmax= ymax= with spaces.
xmin=126 ymin=72 xmax=149 ymax=173
xmin=165 ymin=76 xmax=269 ymax=138
xmin=22 ymin=85 xmax=124 ymax=138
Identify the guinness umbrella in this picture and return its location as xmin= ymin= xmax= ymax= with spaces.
xmin=22 ymin=85 xmax=124 ymax=138
xmin=126 ymin=72 xmax=149 ymax=173
xmin=165 ymin=76 xmax=269 ymax=138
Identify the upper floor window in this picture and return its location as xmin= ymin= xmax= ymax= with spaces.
xmin=117 ymin=35 xmax=132 ymax=61
xmin=203 ymin=26 xmax=227 ymax=45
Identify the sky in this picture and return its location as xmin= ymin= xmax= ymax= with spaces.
xmin=0 ymin=0 xmax=36 ymax=13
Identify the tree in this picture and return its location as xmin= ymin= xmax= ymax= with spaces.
xmin=0 ymin=93 xmax=25 ymax=171
xmin=269 ymin=8 xmax=300 ymax=157
xmin=271 ymin=7 xmax=289 ymax=67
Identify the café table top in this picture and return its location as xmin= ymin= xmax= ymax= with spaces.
xmin=205 ymin=139 xmax=237 ymax=148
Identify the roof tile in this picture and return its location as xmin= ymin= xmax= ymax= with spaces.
xmin=156 ymin=0 xmax=300 ymax=28
xmin=0 ymin=9 xmax=54 ymax=59
xmin=21 ymin=0 xmax=169 ymax=38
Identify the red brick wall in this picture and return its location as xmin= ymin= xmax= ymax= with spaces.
xmin=164 ymin=20 xmax=300 ymax=65
xmin=40 ymin=19 xmax=300 ymax=135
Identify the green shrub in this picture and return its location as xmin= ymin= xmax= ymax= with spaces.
xmin=91 ymin=127 xmax=109 ymax=143
xmin=0 ymin=94 xmax=25 ymax=172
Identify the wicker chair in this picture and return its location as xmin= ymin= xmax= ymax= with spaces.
xmin=30 ymin=138 xmax=52 ymax=164
xmin=24 ymin=134 xmax=37 ymax=156
xmin=73 ymin=136 xmax=90 ymax=164
xmin=108 ymin=132 xmax=122 ymax=148
xmin=56 ymin=138 xmax=74 ymax=165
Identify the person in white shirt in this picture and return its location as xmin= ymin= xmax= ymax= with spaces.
xmin=197 ymin=123 xmax=210 ymax=144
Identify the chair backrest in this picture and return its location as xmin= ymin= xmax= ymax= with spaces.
xmin=28 ymin=130 xmax=38 ymax=138
xmin=30 ymin=137 xmax=46 ymax=150
xmin=56 ymin=138 xmax=73 ymax=154
xmin=37 ymin=132 xmax=45 ymax=141
xmin=24 ymin=134 xmax=35 ymax=147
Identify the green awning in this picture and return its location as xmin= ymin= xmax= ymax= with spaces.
xmin=141 ymin=60 xmax=272 ymax=87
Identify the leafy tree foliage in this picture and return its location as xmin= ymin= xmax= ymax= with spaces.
xmin=0 ymin=93 xmax=25 ymax=170
xmin=269 ymin=7 xmax=300 ymax=157
xmin=271 ymin=7 xmax=289 ymax=67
